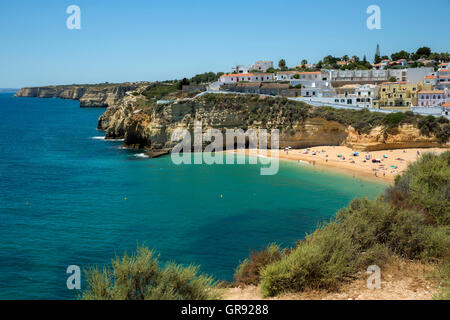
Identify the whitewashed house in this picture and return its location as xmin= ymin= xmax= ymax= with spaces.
xmin=231 ymin=65 xmax=249 ymax=74
xmin=248 ymin=60 xmax=273 ymax=72
xmin=418 ymin=89 xmax=449 ymax=107
xmin=275 ymin=71 xmax=300 ymax=81
xmin=219 ymin=73 xmax=274 ymax=84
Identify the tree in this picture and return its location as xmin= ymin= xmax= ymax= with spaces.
xmin=391 ymin=50 xmax=410 ymax=61
xmin=176 ymin=78 xmax=190 ymax=90
xmin=374 ymin=54 xmax=381 ymax=64
xmin=352 ymin=55 xmax=360 ymax=63
xmin=81 ymin=246 xmax=219 ymax=300
xmin=301 ymin=59 xmax=308 ymax=66
xmin=342 ymin=55 xmax=349 ymax=62
xmin=389 ymin=77 xmax=397 ymax=82
xmin=278 ymin=59 xmax=287 ymax=70
xmin=416 ymin=47 xmax=431 ymax=58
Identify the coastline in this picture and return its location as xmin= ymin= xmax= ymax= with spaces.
xmin=226 ymin=146 xmax=449 ymax=183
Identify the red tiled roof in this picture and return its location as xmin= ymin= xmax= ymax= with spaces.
xmin=442 ymin=102 xmax=450 ymax=107
xmin=425 ymin=75 xmax=435 ymax=79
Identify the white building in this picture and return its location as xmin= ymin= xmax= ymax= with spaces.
xmin=436 ymin=67 xmax=450 ymax=90
xmin=418 ymin=89 xmax=449 ymax=107
xmin=329 ymin=68 xmax=433 ymax=84
xmin=424 ymin=74 xmax=438 ymax=86
xmin=231 ymin=65 xmax=249 ymax=74
xmin=275 ymin=71 xmax=300 ymax=81
xmin=288 ymin=71 xmax=332 ymax=98
xmin=248 ymin=60 xmax=273 ymax=72
xmin=219 ymin=73 xmax=274 ymax=84
xmin=333 ymin=84 xmax=379 ymax=108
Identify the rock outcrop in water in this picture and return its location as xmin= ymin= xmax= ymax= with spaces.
xmin=15 ymin=84 xmax=141 ymax=108
xmin=98 ymin=93 xmax=449 ymax=153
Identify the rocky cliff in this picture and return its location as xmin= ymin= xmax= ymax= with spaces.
xmin=97 ymin=93 xmax=449 ymax=153
xmin=346 ymin=125 xmax=448 ymax=151
xmin=15 ymin=84 xmax=140 ymax=107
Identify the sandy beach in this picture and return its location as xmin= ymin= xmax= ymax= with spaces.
xmin=228 ymin=146 xmax=448 ymax=183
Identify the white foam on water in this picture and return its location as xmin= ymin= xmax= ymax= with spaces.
xmin=134 ymin=153 xmax=149 ymax=159
xmin=90 ymin=136 xmax=124 ymax=141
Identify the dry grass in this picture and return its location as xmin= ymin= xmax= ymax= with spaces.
xmin=224 ymin=256 xmax=439 ymax=300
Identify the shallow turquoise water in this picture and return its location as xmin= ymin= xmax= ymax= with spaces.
xmin=0 ymin=93 xmax=386 ymax=299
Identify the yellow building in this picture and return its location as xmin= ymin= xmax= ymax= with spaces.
xmin=373 ymin=81 xmax=432 ymax=110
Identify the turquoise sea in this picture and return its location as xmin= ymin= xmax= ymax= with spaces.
xmin=0 ymin=93 xmax=386 ymax=299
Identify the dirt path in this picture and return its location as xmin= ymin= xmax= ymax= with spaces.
xmin=223 ymin=258 xmax=438 ymax=300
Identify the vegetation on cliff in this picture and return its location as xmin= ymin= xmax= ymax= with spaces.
xmin=81 ymin=245 xmax=219 ymax=300
xmin=234 ymin=151 xmax=449 ymax=298
xmin=100 ymin=93 xmax=449 ymax=151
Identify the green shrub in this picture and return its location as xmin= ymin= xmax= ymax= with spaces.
xmin=233 ymin=244 xmax=283 ymax=286
xmin=433 ymin=256 xmax=450 ymax=300
xmin=81 ymin=246 xmax=219 ymax=300
xmin=260 ymin=221 xmax=363 ymax=297
xmin=386 ymin=151 xmax=450 ymax=225
xmin=259 ymin=152 xmax=450 ymax=297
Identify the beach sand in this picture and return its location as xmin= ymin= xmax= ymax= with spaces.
xmin=228 ymin=146 xmax=448 ymax=183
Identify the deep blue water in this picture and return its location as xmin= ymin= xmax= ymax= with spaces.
xmin=0 ymin=93 xmax=386 ymax=299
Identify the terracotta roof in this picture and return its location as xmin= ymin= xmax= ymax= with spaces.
xmin=442 ymin=102 xmax=450 ymax=107
xmin=439 ymin=75 xmax=450 ymax=78
xmin=439 ymin=69 xmax=450 ymax=72
xmin=425 ymin=75 xmax=436 ymax=79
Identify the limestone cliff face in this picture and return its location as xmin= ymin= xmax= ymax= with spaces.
xmin=346 ymin=124 xmax=449 ymax=151
xmin=15 ymin=85 xmax=139 ymax=108
xmin=97 ymin=94 xmax=346 ymax=151
xmin=97 ymin=94 xmax=448 ymax=153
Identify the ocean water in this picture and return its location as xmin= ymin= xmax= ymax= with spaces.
xmin=0 ymin=93 xmax=386 ymax=299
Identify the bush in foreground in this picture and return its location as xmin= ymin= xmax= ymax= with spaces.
xmin=81 ymin=246 xmax=219 ymax=300
xmin=233 ymin=244 xmax=283 ymax=286
xmin=257 ymin=151 xmax=450 ymax=297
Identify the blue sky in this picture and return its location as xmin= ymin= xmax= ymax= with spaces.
xmin=0 ymin=0 xmax=449 ymax=88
